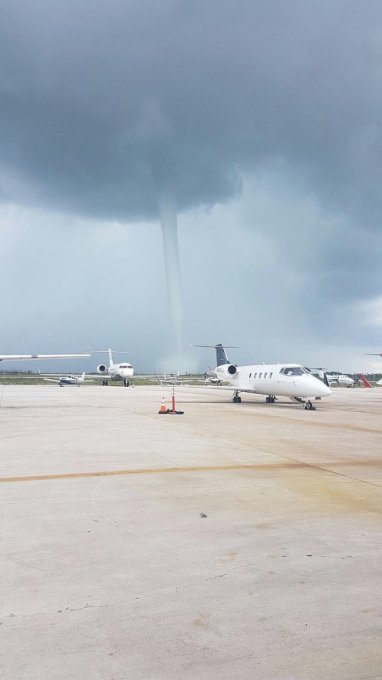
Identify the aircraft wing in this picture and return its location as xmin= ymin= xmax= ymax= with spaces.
xmin=0 ymin=354 xmax=90 ymax=361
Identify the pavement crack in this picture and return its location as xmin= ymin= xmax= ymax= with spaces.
xmin=204 ymin=572 xmax=228 ymax=582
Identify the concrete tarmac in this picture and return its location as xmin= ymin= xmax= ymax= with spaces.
xmin=1 ymin=385 xmax=381 ymax=679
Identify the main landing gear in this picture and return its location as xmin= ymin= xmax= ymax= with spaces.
xmin=232 ymin=391 xmax=242 ymax=403
xmin=102 ymin=379 xmax=109 ymax=386
xmin=265 ymin=395 xmax=276 ymax=403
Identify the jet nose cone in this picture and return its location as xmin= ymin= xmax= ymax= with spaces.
xmin=318 ymin=381 xmax=332 ymax=397
xmin=306 ymin=376 xmax=332 ymax=397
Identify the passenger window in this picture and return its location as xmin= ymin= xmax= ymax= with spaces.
xmin=270 ymin=372 xmax=273 ymax=378
xmin=249 ymin=372 xmax=252 ymax=378
xmin=259 ymin=372 xmax=262 ymax=378
xmin=264 ymin=372 xmax=267 ymax=378
xmin=254 ymin=373 xmax=257 ymax=378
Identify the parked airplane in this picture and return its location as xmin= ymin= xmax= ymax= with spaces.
xmin=155 ymin=371 xmax=181 ymax=385
xmin=43 ymin=372 xmax=86 ymax=387
xmin=363 ymin=353 xmax=382 ymax=385
xmin=359 ymin=374 xmax=382 ymax=387
xmin=155 ymin=371 xmax=204 ymax=386
xmin=327 ymin=374 xmax=355 ymax=387
xmin=94 ymin=349 xmax=134 ymax=386
xmin=359 ymin=374 xmax=373 ymax=388
xmin=204 ymin=369 xmax=222 ymax=385
xmin=194 ymin=344 xmax=331 ymax=410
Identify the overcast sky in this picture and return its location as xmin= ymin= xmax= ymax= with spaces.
xmin=1 ymin=0 xmax=382 ymax=373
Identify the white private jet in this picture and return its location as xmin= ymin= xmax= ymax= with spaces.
xmin=194 ymin=344 xmax=331 ymax=410
xmin=94 ymin=349 xmax=134 ymax=386
xmin=327 ymin=373 xmax=355 ymax=387
xmin=43 ymin=372 xmax=86 ymax=387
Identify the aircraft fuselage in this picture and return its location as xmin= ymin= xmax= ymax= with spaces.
xmin=215 ymin=362 xmax=332 ymax=400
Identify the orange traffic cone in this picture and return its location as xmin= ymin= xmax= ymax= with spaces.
xmin=159 ymin=397 xmax=167 ymax=414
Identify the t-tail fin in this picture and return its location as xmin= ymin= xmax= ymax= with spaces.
xmin=108 ymin=348 xmax=113 ymax=367
xmin=359 ymin=374 xmax=372 ymax=388
xmin=191 ymin=343 xmax=237 ymax=367
xmin=215 ymin=343 xmax=230 ymax=366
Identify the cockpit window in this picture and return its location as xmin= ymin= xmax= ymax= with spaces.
xmin=280 ymin=366 xmax=305 ymax=376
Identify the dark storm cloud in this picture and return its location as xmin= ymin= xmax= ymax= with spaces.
xmin=1 ymin=0 xmax=382 ymax=226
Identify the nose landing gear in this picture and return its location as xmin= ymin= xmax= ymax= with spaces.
xmin=304 ymin=400 xmax=315 ymax=410
xmin=265 ymin=395 xmax=276 ymax=403
xmin=232 ymin=391 xmax=242 ymax=403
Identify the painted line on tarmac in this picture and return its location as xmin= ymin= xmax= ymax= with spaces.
xmin=0 ymin=462 xmax=304 ymax=484
xmin=1 ymin=460 xmax=381 ymax=487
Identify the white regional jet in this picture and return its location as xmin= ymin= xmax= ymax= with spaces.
xmin=195 ymin=344 xmax=331 ymax=410
xmin=327 ymin=374 xmax=355 ymax=387
xmin=95 ymin=349 xmax=134 ymax=386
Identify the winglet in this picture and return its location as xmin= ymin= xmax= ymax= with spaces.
xmin=359 ymin=374 xmax=372 ymax=388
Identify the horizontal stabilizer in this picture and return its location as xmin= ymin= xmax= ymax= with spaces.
xmin=0 ymin=353 xmax=90 ymax=361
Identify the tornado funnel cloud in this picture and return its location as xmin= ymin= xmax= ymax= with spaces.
xmin=159 ymin=191 xmax=183 ymax=357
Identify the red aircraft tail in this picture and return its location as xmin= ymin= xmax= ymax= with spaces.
xmin=359 ymin=374 xmax=372 ymax=388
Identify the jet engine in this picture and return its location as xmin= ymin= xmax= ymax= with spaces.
xmin=97 ymin=364 xmax=107 ymax=374
xmin=217 ymin=364 xmax=237 ymax=377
